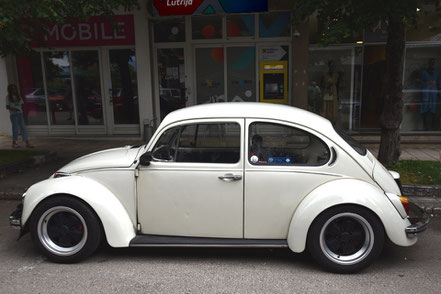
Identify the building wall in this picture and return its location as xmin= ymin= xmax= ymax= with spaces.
xmin=133 ymin=2 xmax=155 ymax=137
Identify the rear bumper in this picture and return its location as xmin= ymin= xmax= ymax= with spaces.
xmin=405 ymin=202 xmax=430 ymax=237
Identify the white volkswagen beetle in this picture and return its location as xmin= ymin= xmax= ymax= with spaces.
xmin=10 ymin=103 xmax=429 ymax=273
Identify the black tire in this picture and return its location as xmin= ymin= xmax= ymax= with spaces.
xmin=307 ymin=205 xmax=384 ymax=273
xmin=29 ymin=196 xmax=102 ymax=263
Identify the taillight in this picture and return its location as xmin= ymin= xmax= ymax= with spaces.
xmin=399 ymin=196 xmax=410 ymax=215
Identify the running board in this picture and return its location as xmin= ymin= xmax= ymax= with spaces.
xmin=130 ymin=235 xmax=288 ymax=248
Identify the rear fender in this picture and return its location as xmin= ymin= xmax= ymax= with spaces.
xmin=22 ymin=176 xmax=136 ymax=247
xmin=287 ymin=179 xmax=416 ymax=253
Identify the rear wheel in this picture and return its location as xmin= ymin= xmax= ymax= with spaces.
xmin=307 ymin=205 xmax=384 ymax=273
xmin=30 ymin=196 xmax=102 ymax=263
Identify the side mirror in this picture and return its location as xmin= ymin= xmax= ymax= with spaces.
xmin=139 ymin=152 xmax=152 ymax=166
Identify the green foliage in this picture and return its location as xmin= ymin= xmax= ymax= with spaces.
xmin=0 ymin=0 xmax=140 ymax=57
xmin=388 ymin=160 xmax=441 ymax=185
xmin=292 ymin=0 xmax=419 ymax=45
xmin=0 ymin=150 xmax=42 ymax=165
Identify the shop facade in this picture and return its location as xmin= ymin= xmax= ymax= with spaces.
xmin=1 ymin=0 xmax=440 ymax=139
xmin=1 ymin=8 xmax=154 ymax=137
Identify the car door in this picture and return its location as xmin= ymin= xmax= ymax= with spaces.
xmin=137 ymin=118 xmax=244 ymax=238
xmin=244 ymin=119 xmax=338 ymax=239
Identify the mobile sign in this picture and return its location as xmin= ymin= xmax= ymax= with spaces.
xmin=32 ymin=15 xmax=135 ymax=47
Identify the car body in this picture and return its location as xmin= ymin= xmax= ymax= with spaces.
xmin=10 ymin=103 xmax=429 ymax=273
xmin=24 ymin=88 xmax=47 ymax=110
xmin=24 ymin=88 xmax=68 ymax=112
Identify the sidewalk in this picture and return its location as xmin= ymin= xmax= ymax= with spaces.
xmin=1 ymin=135 xmax=439 ymax=161
xmin=0 ymin=135 xmax=440 ymax=213
xmin=0 ymin=135 xmax=144 ymax=200
xmin=0 ymin=135 xmax=143 ymax=160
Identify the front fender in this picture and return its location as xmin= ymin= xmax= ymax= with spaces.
xmin=22 ymin=176 xmax=136 ymax=247
xmin=287 ymin=179 xmax=416 ymax=253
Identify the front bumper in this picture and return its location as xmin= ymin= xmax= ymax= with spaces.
xmin=9 ymin=203 xmax=22 ymax=230
xmin=405 ymin=202 xmax=430 ymax=237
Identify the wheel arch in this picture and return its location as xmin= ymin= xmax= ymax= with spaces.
xmin=22 ymin=176 xmax=136 ymax=248
xmin=306 ymin=203 xmax=384 ymax=238
xmin=286 ymin=178 xmax=416 ymax=253
xmin=27 ymin=193 xmax=105 ymax=237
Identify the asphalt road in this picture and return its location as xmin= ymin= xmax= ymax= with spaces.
xmin=1 ymin=200 xmax=440 ymax=294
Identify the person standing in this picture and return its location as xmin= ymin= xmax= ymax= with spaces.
xmin=5 ymin=84 xmax=33 ymax=148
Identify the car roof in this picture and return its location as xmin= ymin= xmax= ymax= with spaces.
xmin=159 ymin=102 xmax=334 ymax=134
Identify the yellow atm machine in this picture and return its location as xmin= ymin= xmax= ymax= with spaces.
xmin=259 ymin=60 xmax=288 ymax=104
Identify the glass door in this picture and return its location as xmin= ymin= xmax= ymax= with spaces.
xmin=227 ymin=46 xmax=256 ymax=102
xmin=102 ymin=48 xmax=140 ymax=135
xmin=193 ymin=45 xmax=257 ymax=104
xmin=195 ymin=46 xmax=225 ymax=104
xmin=71 ymin=50 xmax=104 ymax=128
xmin=156 ymin=48 xmax=187 ymax=120
xmin=42 ymin=50 xmax=106 ymax=135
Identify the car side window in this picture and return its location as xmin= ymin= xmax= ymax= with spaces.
xmin=152 ymin=127 xmax=180 ymax=161
xmin=176 ymin=123 xmax=240 ymax=163
xmin=249 ymin=122 xmax=330 ymax=166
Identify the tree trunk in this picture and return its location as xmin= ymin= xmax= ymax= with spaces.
xmin=377 ymin=15 xmax=405 ymax=166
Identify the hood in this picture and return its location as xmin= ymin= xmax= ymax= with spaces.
xmin=59 ymin=146 xmax=142 ymax=173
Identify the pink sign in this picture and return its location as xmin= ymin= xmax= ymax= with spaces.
xmin=32 ymin=15 xmax=135 ymax=47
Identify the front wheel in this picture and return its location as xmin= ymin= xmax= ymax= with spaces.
xmin=307 ymin=205 xmax=384 ymax=273
xmin=30 ymin=196 xmax=102 ymax=263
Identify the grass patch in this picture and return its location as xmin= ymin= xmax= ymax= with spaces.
xmin=388 ymin=160 xmax=441 ymax=185
xmin=0 ymin=149 xmax=42 ymax=165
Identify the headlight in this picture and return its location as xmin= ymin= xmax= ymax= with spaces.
xmin=53 ymin=172 xmax=71 ymax=178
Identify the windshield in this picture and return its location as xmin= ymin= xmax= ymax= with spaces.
xmin=333 ymin=125 xmax=367 ymax=156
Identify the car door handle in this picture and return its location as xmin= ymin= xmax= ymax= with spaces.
xmin=218 ymin=173 xmax=242 ymax=182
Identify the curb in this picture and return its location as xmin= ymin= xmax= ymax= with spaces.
xmin=402 ymin=184 xmax=441 ymax=198
xmin=0 ymin=151 xmax=57 ymax=179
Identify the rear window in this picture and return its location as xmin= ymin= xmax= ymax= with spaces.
xmin=333 ymin=125 xmax=367 ymax=156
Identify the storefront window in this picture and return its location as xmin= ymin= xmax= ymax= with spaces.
xmin=227 ymin=15 xmax=255 ymax=37
xmin=227 ymin=47 xmax=256 ymax=102
xmin=43 ymin=51 xmax=74 ymax=126
xmin=72 ymin=51 xmax=103 ymax=125
xmin=192 ymin=16 xmax=223 ymax=40
xmin=402 ymin=46 xmax=441 ymax=132
xmin=307 ymin=48 xmax=357 ymax=130
xmin=259 ymin=12 xmax=291 ymax=38
xmin=195 ymin=47 xmax=224 ymax=104
xmin=157 ymin=48 xmax=186 ymax=120
xmin=153 ymin=18 xmax=186 ymax=43
xmin=17 ymin=53 xmax=48 ymax=125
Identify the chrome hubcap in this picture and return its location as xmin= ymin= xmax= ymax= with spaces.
xmin=37 ymin=206 xmax=88 ymax=256
xmin=319 ymin=212 xmax=374 ymax=265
